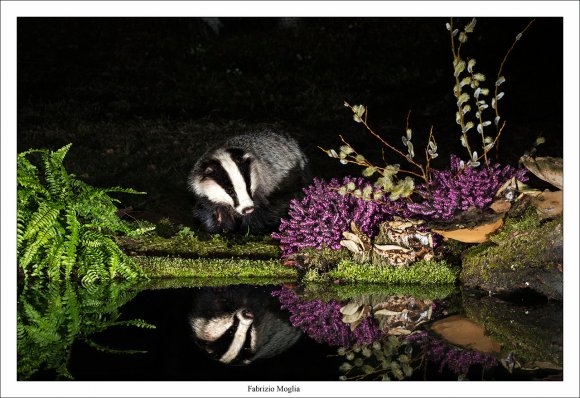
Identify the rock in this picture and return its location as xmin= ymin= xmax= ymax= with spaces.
xmin=461 ymin=209 xmax=563 ymax=300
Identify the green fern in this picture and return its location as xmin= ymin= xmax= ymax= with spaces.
xmin=17 ymin=280 xmax=155 ymax=380
xmin=17 ymin=144 xmax=154 ymax=282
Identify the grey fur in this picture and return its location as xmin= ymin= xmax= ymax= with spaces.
xmin=188 ymin=129 xmax=309 ymax=234
xmin=189 ymin=286 xmax=302 ymax=366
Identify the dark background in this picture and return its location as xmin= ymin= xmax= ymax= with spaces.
xmin=17 ymin=17 xmax=563 ymax=225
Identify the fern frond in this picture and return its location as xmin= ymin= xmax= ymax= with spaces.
xmin=17 ymin=207 xmax=29 ymax=248
xmin=42 ymin=147 xmax=73 ymax=201
xmin=21 ymin=202 xmax=61 ymax=243
xmin=63 ymin=205 xmax=80 ymax=280
xmin=17 ymin=153 xmax=45 ymax=193
xmin=81 ymin=268 xmax=100 ymax=285
xmin=109 ymin=318 xmax=156 ymax=329
xmin=102 ymin=186 xmax=146 ymax=195
xmin=84 ymin=339 xmax=148 ymax=355
xmin=20 ymin=223 xmax=59 ymax=270
xmin=18 ymin=144 xmax=148 ymax=282
xmin=44 ymin=239 xmax=66 ymax=282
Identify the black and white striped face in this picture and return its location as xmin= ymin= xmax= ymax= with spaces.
xmin=193 ymin=149 xmax=255 ymax=216
xmin=190 ymin=308 xmax=258 ymax=365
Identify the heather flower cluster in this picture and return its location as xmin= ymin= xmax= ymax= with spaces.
xmin=407 ymin=331 xmax=498 ymax=377
xmin=272 ymin=287 xmax=382 ymax=347
xmin=407 ymin=155 xmax=528 ymax=220
xmin=273 ymin=176 xmax=410 ymax=257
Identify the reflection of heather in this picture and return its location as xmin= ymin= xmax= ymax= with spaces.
xmin=407 ymin=155 xmax=528 ymax=220
xmin=407 ymin=331 xmax=498 ymax=376
xmin=272 ymin=287 xmax=381 ymax=346
xmin=273 ymin=177 xmax=410 ymax=257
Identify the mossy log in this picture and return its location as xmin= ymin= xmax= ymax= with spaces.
xmin=461 ymin=209 xmax=563 ymax=300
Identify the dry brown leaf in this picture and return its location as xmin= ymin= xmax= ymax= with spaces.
xmin=490 ymin=199 xmax=512 ymax=214
xmin=520 ymin=156 xmax=563 ymax=190
xmin=432 ymin=217 xmax=504 ymax=243
xmin=430 ymin=315 xmax=501 ymax=353
xmin=340 ymin=302 xmax=362 ymax=316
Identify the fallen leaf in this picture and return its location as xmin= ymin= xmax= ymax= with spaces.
xmin=374 ymin=309 xmax=402 ymax=316
xmin=490 ymin=199 xmax=511 ymax=214
xmin=433 ymin=218 xmax=504 ymax=243
xmin=430 ymin=315 xmax=501 ymax=353
xmin=340 ymin=302 xmax=362 ymax=316
xmin=340 ymin=239 xmax=363 ymax=254
xmin=388 ymin=327 xmax=412 ymax=336
xmin=520 ymin=156 xmax=563 ymax=190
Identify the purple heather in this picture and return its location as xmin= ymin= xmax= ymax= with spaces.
xmin=407 ymin=331 xmax=498 ymax=376
xmin=273 ymin=176 xmax=409 ymax=257
xmin=273 ymin=157 xmax=526 ymax=256
xmin=272 ymin=287 xmax=382 ymax=347
xmin=407 ymin=155 xmax=528 ymax=220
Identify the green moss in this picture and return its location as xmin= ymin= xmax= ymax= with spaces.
xmin=303 ymin=268 xmax=329 ymax=283
xmin=302 ymin=282 xmax=457 ymax=302
xmin=461 ymin=209 xmax=563 ymax=298
xmin=117 ymin=228 xmax=280 ymax=260
xmin=464 ymin=295 xmax=563 ymax=366
xmin=328 ymin=259 xmax=458 ymax=284
xmin=136 ymin=256 xmax=297 ymax=279
xmin=489 ymin=207 xmax=542 ymax=244
xmin=297 ymin=247 xmax=351 ymax=272
xmin=138 ymin=277 xmax=293 ymax=290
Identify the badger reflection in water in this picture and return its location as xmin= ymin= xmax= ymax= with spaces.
xmin=189 ymin=285 xmax=302 ymax=366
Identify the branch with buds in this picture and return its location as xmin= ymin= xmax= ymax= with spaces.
xmin=320 ymin=104 xmax=440 ymax=201
xmin=448 ymin=17 xmax=534 ymax=168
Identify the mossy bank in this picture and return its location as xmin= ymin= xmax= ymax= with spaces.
xmin=461 ymin=209 xmax=563 ymax=300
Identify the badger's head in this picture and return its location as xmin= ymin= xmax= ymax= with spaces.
xmin=191 ymin=148 xmax=256 ymax=216
xmin=189 ymin=287 xmax=302 ymax=366
xmin=190 ymin=308 xmax=257 ymax=365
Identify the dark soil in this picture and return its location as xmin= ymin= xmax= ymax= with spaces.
xmin=17 ymin=17 xmax=563 ymax=226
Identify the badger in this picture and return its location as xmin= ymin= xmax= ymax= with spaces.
xmin=189 ymin=286 xmax=302 ymax=365
xmin=188 ymin=129 xmax=309 ymax=234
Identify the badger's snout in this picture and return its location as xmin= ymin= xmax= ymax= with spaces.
xmin=241 ymin=206 xmax=254 ymax=215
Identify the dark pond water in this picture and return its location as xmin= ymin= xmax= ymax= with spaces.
xmin=17 ymin=281 xmax=563 ymax=382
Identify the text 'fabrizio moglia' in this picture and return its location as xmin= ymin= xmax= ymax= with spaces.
xmin=248 ymin=385 xmax=301 ymax=394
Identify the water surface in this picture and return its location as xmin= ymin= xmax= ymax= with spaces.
xmin=17 ymin=281 xmax=563 ymax=381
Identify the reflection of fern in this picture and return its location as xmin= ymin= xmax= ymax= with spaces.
xmin=17 ymin=280 xmax=155 ymax=380
xmin=17 ymin=144 xmax=153 ymax=283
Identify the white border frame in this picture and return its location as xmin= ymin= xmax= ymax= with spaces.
xmin=2 ymin=2 xmax=578 ymax=397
